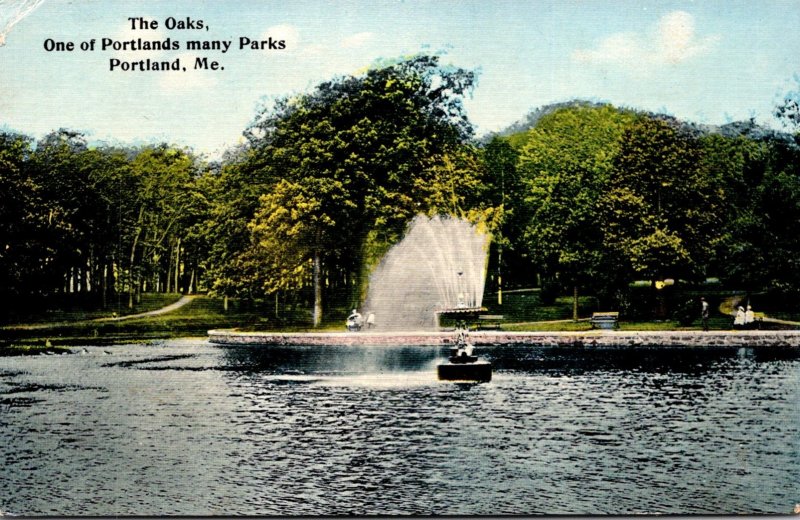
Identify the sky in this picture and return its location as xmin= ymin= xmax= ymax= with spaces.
xmin=1 ymin=0 xmax=799 ymax=158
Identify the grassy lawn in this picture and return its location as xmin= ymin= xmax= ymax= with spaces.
xmin=501 ymin=320 xmax=689 ymax=332
xmin=482 ymin=289 xmax=599 ymax=322
xmin=0 ymin=296 xmax=269 ymax=348
xmin=2 ymin=288 xmax=797 ymax=355
xmin=498 ymin=314 xmax=783 ymax=332
xmin=4 ymin=293 xmax=185 ymax=325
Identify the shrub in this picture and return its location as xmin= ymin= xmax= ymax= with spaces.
xmin=673 ymin=298 xmax=698 ymax=326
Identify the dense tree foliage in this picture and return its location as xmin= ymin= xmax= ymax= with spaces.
xmin=508 ymin=103 xmax=798 ymax=313
xmin=710 ymin=135 xmax=800 ymax=298
xmin=0 ymin=132 xmax=44 ymax=301
xmin=205 ymin=56 xmax=482 ymax=326
xmin=515 ymin=104 xmax=636 ymax=310
xmin=0 ymin=132 xmax=208 ymax=318
xmin=601 ymin=117 xmax=723 ymax=284
xmin=481 ymin=136 xmax=527 ymax=295
xmin=3 ymin=56 xmax=800 ymax=324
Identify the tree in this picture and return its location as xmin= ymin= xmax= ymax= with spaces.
xmin=0 ymin=131 xmax=45 ymax=305
xmin=481 ymin=137 xmax=525 ymax=300
xmin=517 ymin=104 xmax=636 ymax=313
xmin=30 ymin=129 xmax=97 ymax=298
xmin=709 ymin=132 xmax=800 ymax=299
xmin=79 ymin=146 xmax=136 ymax=307
xmin=99 ymin=145 xmax=201 ymax=307
xmin=217 ymin=55 xmax=479 ymax=326
xmin=600 ymin=116 xmax=724 ymax=314
xmin=249 ymin=178 xmax=351 ymax=325
xmin=699 ymin=134 xmax=768 ymax=291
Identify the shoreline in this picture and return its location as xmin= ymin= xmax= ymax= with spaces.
xmin=208 ymin=329 xmax=800 ymax=348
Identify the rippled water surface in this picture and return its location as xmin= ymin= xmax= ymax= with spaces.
xmin=1 ymin=339 xmax=798 ymax=515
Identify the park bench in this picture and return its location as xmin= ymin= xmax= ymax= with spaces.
xmin=590 ymin=311 xmax=619 ymax=330
xmin=477 ymin=315 xmax=504 ymax=330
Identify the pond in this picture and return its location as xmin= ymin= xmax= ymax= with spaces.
xmin=0 ymin=339 xmax=798 ymax=515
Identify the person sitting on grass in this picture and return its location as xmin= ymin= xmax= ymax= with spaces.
xmin=346 ymin=309 xmax=363 ymax=331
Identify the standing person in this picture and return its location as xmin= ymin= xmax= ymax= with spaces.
xmin=734 ymin=306 xmax=746 ymax=328
xmin=701 ymin=297 xmax=710 ymax=331
xmin=745 ymin=305 xmax=755 ymax=328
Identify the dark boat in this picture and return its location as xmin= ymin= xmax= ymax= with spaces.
xmin=437 ymin=344 xmax=492 ymax=382
xmin=437 ymin=358 xmax=492 ymax=382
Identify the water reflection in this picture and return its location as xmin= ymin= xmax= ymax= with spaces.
xmin=488 ymin=344 xmax=800 ymax=374
xmin=0 ymin=340 xmax=797 ymax=515
xmin=223 ymin=344 xmax=442 ymax=374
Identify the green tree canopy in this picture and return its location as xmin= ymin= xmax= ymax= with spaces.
xmin=600 ymin=116 xmax=723 ymax=285
xmin=516 ymin=104 xmax=636 ymax=305
xmin=208 ymin=55 xmax=481 ymax=326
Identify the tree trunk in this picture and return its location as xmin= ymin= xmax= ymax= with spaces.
xmin=84 ymin=258 xmax=90 ymax=293
xmin=174 ymin=238 xmax=181 ymax=293
xmin=497 ymin=240 xmax=503 ymax=305
xmin=313 ymin=248 xmax=322 ymax=328
xmin=165 ymin=249 xmax=172 ymax=293
xmin=128 ymin=206 xmax=145 ymax=308
xmin=108 ymin=259 xmax=117 ymax=307
xmin=573 ymin=285 xmax=579 ymax=322
xmin=102 ymin=263 xmax=108 ymax=309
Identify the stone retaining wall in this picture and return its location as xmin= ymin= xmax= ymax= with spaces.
xmin=208 ymin=329 xmax=800 ymax=348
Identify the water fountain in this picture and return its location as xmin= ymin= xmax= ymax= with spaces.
xmin=362 ymin=215 xmax=492 ymax=382
xmin=362 ymin=215 xmax=490 ymax=331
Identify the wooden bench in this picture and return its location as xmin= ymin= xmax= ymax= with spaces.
xmin=477 ymin=315 xmax=504 ymax=330
xmin=590 ymin=312 xmax=619 ymax=330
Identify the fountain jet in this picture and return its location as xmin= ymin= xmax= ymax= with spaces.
xmin=362 ymin=215 xmax=491 ymax=331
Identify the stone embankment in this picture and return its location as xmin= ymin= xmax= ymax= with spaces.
xmin=208 ymin=329 xmax=800 ymax=348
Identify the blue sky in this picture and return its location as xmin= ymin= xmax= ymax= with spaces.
xmin=1 ymin=0 xmax=799 ymax=158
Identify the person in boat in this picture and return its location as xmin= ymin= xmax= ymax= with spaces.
xmin=346 ymin=309 xmax=363 ymax=331
xmin=452 ymin=335 xmax=474 ymax=361
xmin=733 ymin=306 xmax=746 ymax=328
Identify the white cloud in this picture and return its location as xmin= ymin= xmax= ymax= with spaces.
xmin=572 ymin=11 xmax=719 ymax=70
xmin=341 ymin=31 xmax=374 ymax=49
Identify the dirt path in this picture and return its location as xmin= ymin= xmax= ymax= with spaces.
xmin=93 ymin=295 xmax=197 ymax=322
xmin=719 ymin=294 xmax=745 ymax=315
